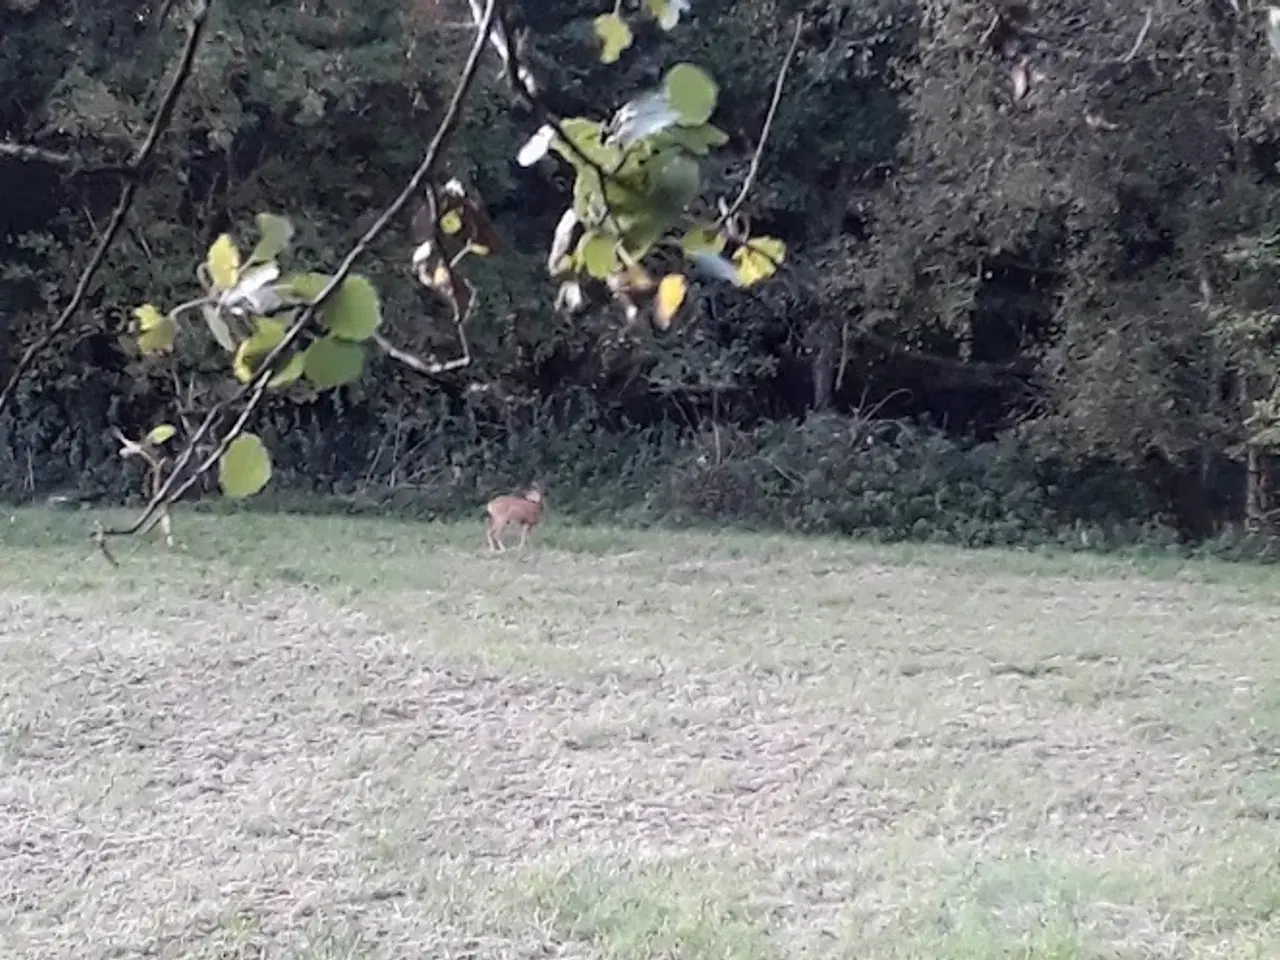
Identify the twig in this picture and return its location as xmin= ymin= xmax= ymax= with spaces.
xmin=386 ymin=180 xmax=478 ymax=376
xmin=112 ymin=427 xmax=176 ymax=547
xmin=491 ymin=10 xmax=627 ymax=231
xmin=0 ymin=0 xmax=212 ymax=417
xmin=716 ymin=16 xmax=804 ymax=229
xmin=0 ymin=142 xmax=136 ymax=179
xmin=92 ymin=524 xmax=120 ymax=567
xmin=373 ymin=330 xmax=472 ymax=375
xmin=1120 ymin=10 xmax=1153 ymax=64
xmin=103 ymin=0 xmax=504 ymax=541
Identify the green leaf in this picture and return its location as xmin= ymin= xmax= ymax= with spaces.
xmin=303 ymin=336 xmax=366 ymax=389
xmin=648 ymin=151 xmax=701 ymax=215
xmin=268 ymin=351 xmax=306 ymax=388
xmin=232 ymin=317 xmax=287 ymax=383
xmin=201 ymin=305 xmax=238 ymax=353
xmin=661 ymin=123 xmax=730 ymax=156
xmin=146 ymin=423 xmax=177 ymax=445
xmin=577 ymin=232 xmax=621 ymax=280
xmin=283 ymin=272 xmax=329 ymax=301
xmin=572 ymin=173 xmax=601 ymax=220
xmin=619 ymin=214 xmax=666 ymax=260
xmin=663 ymin=63 xmax=719 ymax=126
xmin=206 ymin=234 xmax=241 ymax=289
xmin=680 ymin=225 xmax=727 ymax=257
xmin=248 ymin=213 xmax=294 ymax=266
xmin=283 ymin=272 xmax=382 ymax=342
xmin=593 ymin=12 xmax=633 ymax=65
xmin=550 ymin=119 xmax=620 ymax=170
xmin=324 ymin=275 xmax=382 ymax=342
xmin=218 ymin=433 xmax=272 ymax=499
xmin=733 ymin=236 xmax=786 ymax=286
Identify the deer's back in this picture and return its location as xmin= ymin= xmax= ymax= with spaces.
xmin=487 ymin=495 xmax=542 ymax=524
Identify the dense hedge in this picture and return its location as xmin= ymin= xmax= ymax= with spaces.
xmin=8 ymin=376 xmax=1278 ymax=560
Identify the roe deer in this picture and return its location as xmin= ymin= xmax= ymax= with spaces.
xmin=484 ymin=486 xmax=544 ymax=552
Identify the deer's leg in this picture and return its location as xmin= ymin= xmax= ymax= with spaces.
xmin=160 ymin=509 xmax=173 ymax=549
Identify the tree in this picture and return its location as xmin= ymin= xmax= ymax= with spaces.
xmin=0 ymin=0 xmax=796 ymax=552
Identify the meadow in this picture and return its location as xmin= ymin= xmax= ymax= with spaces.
xmin=2 ymin=506 xmax=1279 ymax=959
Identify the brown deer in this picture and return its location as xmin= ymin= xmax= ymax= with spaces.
xmin=484 ymin=486 xmax=544 ymax=552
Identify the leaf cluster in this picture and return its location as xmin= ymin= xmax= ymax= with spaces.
xmin=130 ymin=212 xmax=382 ymax=497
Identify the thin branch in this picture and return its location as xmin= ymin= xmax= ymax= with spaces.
xmin=716 ymin=16 xmax=803 ymax=230
xmin=1120 ymin=10 xmax=1153 ymax=64
xmin=103 ymin=0 xmax=504 ymax=541
xmin=373 ymin=328 xmax=472 ymax=375
xmin=382 ymin=185 xmax=477 ymax=377
xmin=0 ymin=0 xmax=212 ymax=417
xmin=0 ymin=141 xmax=136 ymax=179
xmin=492 ymin=11 xmax=628 ymax=231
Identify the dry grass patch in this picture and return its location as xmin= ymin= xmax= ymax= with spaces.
xmin=2 ymin=507 xmax=1280 ymax=958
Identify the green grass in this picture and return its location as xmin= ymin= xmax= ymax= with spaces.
xmin=2 ymin=505 xmax=1280 ymax=958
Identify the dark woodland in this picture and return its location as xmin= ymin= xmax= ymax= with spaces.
xmin=5 ymin=0 xmax=1280 ymax=554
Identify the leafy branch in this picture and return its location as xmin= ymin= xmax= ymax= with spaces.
xmin=86 ymin=0 xmax=797 ymax=555
xmin=0 ymin=0 xmax=213 ymax=417
xmin=101 ymin=0 xmax=504 ymax=542
xmin=502 ymin=0 xmax=797 ymax=329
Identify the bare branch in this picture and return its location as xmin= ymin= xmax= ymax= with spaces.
xmin=1120 ymin=10 xmax=1153 ymax=64
xmin=0 ymin=141 xmax=137 ymax=179
xmin=716 ymin=16 xmax=804 ymax=230
xmin=103 ymin=0 xmax=505 ymax=541
xmin=374 ymin=327 xmax=472 ymax=375
xmin=0 ymin=0 xmax=213 ymax=417
xmin=382 ymin=184 xmax=478 ymax=377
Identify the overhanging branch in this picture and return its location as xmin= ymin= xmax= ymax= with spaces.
xmin=103 ymin=0 xmax=505 ymax=541
xmin=0 ymin=0 xmax=213 ymax=416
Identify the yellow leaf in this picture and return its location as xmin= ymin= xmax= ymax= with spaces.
xmin=134 ymin=303 xmax=176 ymax=355
xmin=133 ymin=303 xmax=166 ymax=331
xmin=206 ymin=233 xmax=241 ymax=290
xmin=654 ymin=273 xmax=687 ymax=330
xmin=732 ymin=236 xmax=786 ymax=287
xmin=593 ymin=12 xmax=633 ymax=65
xmin=439 ymin=209 xmax=464 ymax=235
xmin=145 ymin=423 xmax=177 ymax=445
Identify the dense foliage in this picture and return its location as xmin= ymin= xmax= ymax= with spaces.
xmin=5 ymin=0 xmax=1280 ymax=552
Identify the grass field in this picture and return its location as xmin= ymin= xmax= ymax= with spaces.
xmin=2 ymin=506 xmax=1280 ymax=959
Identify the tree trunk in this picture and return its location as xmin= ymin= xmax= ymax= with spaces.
xmin=810 ymin=312 xmax=838 ymax=412
xmin=1245 ymin=445 xmax=1274 ymax=533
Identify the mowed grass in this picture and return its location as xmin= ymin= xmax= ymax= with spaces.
xmin=2 ymin=505 xmax=1280 ymax=959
